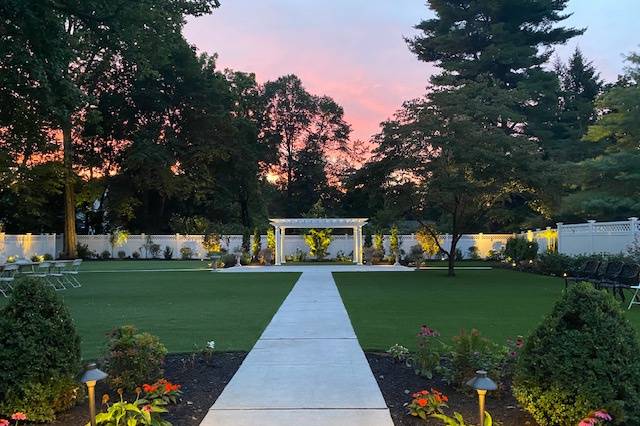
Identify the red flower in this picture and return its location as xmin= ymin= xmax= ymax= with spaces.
xmin=0 ymin=419 xmax=10 ymax=426
xmin=164 ymin=383 xmax=172 ymax=392
xmin=417 ymin=398 xmax=428 ymax=407
xmin=11 ymin=413 xmax=27 ymax=421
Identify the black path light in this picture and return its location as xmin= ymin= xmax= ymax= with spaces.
xmin=80 ymin=363 xmax=108 ymax=426
xmin=466 ymin=370 xmax=497 ymax=426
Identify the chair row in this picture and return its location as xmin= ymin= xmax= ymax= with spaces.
xmin=565 ymin=260 xmax=640 ymax=307
xmin=0 ymin=259 xmax=83 ymax=297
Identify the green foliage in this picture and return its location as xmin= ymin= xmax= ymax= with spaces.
xmin=117 ymin=250 xmax=126 ymax=259
xmin=412 ymin=325 xmax=446 ymax=379
xmin=202 ymin=233 xmax=222 ymax=255
xmin=386 ymin=344 xmax=410 ymax=362
xmin=0 ymin=376 xmax=83 ymax=423
xmin=179 ymin=246 xmax=193 ymax=260
xmin=415 ymin=227 xmax=440 ymax=257
xmin=220 ymin=253 xmax=237 ymax=268
xmin=266 ymin=228 xmax=276 ymax=251
xmin=0 ymin=277 xmax=82 ymax=421
xmin=431 ymin=411 xmax=492 ymax=426
xmin=443 ymin=329 xmax=505 ymax=389
xmin=101 ymin=250 xmax=111 ymax=260
xmin=303 ymin=228 xmax=333 ymax=260
xmin=364 ymin=229 xmax=373 ymax=248
xmin=407 ymin=244 xmax=425 ymax=267
xmin=76 ymin=243 xmax=94 ymax=259
xmin=467 ymin=246 xmax=480 ymax=260
xmin=390 ymin=225 xmax=400 ymax=254
xmin=533 ymin=252 xmax=575 ymax=276
xmin=241 ymin=228 xmax=251 ymax=253
xmin=104 ymin=326 xmax=168 ymax=391
xmin=163 ymin=246 xmax=173 ymax=260
xmin=110 ymin=229 xmax=129 ymax=251
xmin=504 ymin=237 xmax=538 ymax=263
xmin=373 ymin=230 xmax=384 ymax=252
xmin=93 ymin=394 xmax=170 ymax=426
xmin=513 ymin=283 xmax=640 ymax=425
xmin=408 ymin=389 xmax=448 ymax=420
xmin=169 ymin=215 xmax=210 ymax=235
xmin=252 ymin=227 xmax=262 ymax=260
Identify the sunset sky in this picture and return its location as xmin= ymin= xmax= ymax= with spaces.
xmin=184 ymin=0 xmax=639 ymax=143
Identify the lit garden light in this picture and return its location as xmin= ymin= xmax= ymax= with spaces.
xmin=80 ymin=363 xmax=108 ymax=426
xmin=466 ymin=370 xmax=497 ymax=426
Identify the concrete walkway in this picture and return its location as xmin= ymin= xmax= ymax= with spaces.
xmin=200 ymin=265 xmax=410 ymax=425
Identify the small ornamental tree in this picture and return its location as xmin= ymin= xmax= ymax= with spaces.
xmin=203 ymin=232 xmax=222 ymax=255
xmin=390 ymin=225 xmax=400 ymax=255
xmin=109 ymin=229 xmax=129 ymax=257
xmin=251 ymin=227 xmax=261 ymax=260
xmin=513 ymin=282 xmax=640 ymax=425
xmin=373 ymin=229 xmax=384 ymax=253
xmin=504 ymin=236 xmax=538 ymax=263
xmin=266 ymin=228 xmax=276 ymax=252
xmin=416 ymin=227 xmax=440 ymax=258
xmin=0 ymin=277 xmax=82 ymax=421
xmin=304 ymin=228 xmax=333 ymax=260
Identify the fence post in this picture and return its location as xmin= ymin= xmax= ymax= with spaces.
xmin=630 ymin=217 xmax=639 ymax=243
xmin=587 ymin=220 xmax=596 ymax=254
xmin=556 ymin=223 xmax=563 ymax=254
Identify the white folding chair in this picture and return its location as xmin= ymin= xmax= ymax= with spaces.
xmin=0 ymin=264 xmax=19 ymax=297
xmin=33 ymin=262 xmax=59 ymax=290
xmin=62 ymin=259 xmax=82 ymax=288
xmin=628 ymin=284 xmax=640 ymax=310
xmin=49 ymin=261 xmax=68 ymax=290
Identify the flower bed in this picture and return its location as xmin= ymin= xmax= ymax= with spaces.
xmin=49 ymin=352 xmax=246 ymax=426
xmin=366 ymin=353 xmax=536 ymax=425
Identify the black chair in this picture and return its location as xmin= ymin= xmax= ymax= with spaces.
xmin=611 ymin=263 xmax=640 ymax=302
xmin=564 ymin=260 xmax=600 ymax=289
xmin=594 ymin=261 xmax=624 ymax=290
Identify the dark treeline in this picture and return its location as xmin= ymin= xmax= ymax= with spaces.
xmin=1 ymin=0 xmax=639 ymax=259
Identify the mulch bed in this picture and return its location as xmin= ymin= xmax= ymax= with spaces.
xmin=50 ymin=352 xmax=246 ymax=426
xmin=366 ymin=353 xmax=537 ymax=426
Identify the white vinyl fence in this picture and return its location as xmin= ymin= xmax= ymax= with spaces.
xmin=557 ymin=218 xmax=640 ymax=256
xmin=4 ymin=218 xmax=635 ymax=262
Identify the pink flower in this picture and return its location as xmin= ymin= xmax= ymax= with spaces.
xmin=11 ymin=413 xmax=27 ymax=421
xmin=594 ymin=411 xmax=612 ymax=421
xmin=0 ymin=419 xmax=9 ymax=426
xmin=142 ymin=405 xmax=153 ymax=413
xmin=579 ymin=420 xmax=595 ymax=426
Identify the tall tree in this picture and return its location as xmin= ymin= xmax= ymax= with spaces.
xmin=563 ymin=52 xmax=640 ymax=219
xmin=262 ymin=75 xmax=350 ymax=215
xmin=0 ymin=0 xmax=219 ymax=256
xmin=377 ymin=0 xmax=582 ymax=275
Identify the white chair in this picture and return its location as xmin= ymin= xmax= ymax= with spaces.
xmin=62 ymin=259 xmax=82 ymax=288
xmin=33 ymin=262 xmax=59 ymax=290
xmin=49 ymin=261 xmax=68 ymax=290
xmin=0 ymin=264 xmax=19 ymax=297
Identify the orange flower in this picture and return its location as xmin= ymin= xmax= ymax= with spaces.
xmin=417 ymin=398 xmax=428 ymax=407
xmin=102 ymin=394 xmax=110 ymax=404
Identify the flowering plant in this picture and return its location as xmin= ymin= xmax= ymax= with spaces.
xmin=579 ymin=410 xmax=613 ymax=425
xmin=0 ymin=412 xmax=28 ymax=426
xmin=411 ymin=325 xmax=447 ymax=378
xmin=431 ymin=411 xmax=492 ymax=425
xmin=387 ymin=344 xmax=410 ymax=362
xmin=91 ymin=389 xmax=170 ymax=426
xmin=143 ymin=379 xmax=182 ymax=405
xmin=407 ymin=389 xmax=448 ymax=420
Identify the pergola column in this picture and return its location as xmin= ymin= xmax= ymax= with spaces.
xmin=274 ymin=226 xmax=281 ymax=265
xmin=280 ymin=227 xmax=286 ymax=264
xmin=352 ymin=226 xmax=358 ymax=264
xmin=356 ymin=225 xmax=364 ymax=265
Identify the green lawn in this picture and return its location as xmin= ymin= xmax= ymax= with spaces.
xmin=3 ymin=261 xmax=299 ymax=359
xmin=334 ymin=269 xmax=640 ymax=351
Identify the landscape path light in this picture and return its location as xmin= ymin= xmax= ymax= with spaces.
xmin=81 ymin=363 xmax=108 ymax=426
xmin=466 ymin=369 xmax=497 ymax=426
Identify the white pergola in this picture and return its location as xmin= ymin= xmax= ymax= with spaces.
xmin=269 ymin=218 xmax=368 ymax=265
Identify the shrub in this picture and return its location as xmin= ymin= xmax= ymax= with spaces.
xmin=387 ymin=344 xmax=410 ymax=362
xmin=0 ymin=277 xmax=82 ymax=421
xmin=43 ymin=253 xmax=54 ymax=261
xmin=513 ymin=283 xmax=640 ymax=425
xmin=31 ymin=254 xmax=43 ymax=262
xmin=203 ymin=232 xmax=222 ymax=255
xmin=103 ymin=325 xmax=167 ymax=391
xmin=100 ymin=250 xmax=111 ymax=260
xmin=131 ymin=251 xmax=140 ymax=259
xmin=504 ymin=236 xmax=538 ymax=263
xmin=533 ymin=252 xmax=574 ymax=276
xmin=95 ymin=393 xmax=168 ymax=426
xmin=76 ymin=243 xmax=94 ymax=259
xmin=467 ymin=246 xmax=480 ymax=260
xmin=240 ymin=252 xmax=251 ymax=265
xmin=416 ymin=227 xmax=440 ymax=258
xmin=408 ymin=389 xmax=449 ymax=420
xmin=179 ymin=246 xmax=193 ymax=260
xmin=259 ymin=248 xmax=273 ymax=265
xmin=252 ymin=227 xmax=262 ymax=260
xmin=140 ymin=235 xmax=157 ymax=258
xmin=390 ymin=225 xmax=400 ymax=255
xmin=117 ymin=250 xmax=126 ymax=259
xmin=149 ymin=243 xmax=161 ymax=259
xmin=163 ymin=246 xmax=173 ymax=260
xmin=443 ymin=329 xmax=505 ymax=389
xmin=373 ymin=230 xmax=384 ymax=253
xmin=304 ymin=228 xmax=333 ymax=260
xmin=407 ymin=245 xmax=425 ymax=267
xmin=221 ymin=253 xmax=237 ymax=268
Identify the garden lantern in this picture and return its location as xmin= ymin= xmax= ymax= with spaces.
xmin=81 ymin=363 xmax=108 ymax=426
xmin=466 ymin=370 xmax=497 ymax=426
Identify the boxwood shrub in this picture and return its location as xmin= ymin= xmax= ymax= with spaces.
xmin=0 ymin=277 xmax=82 ymax=421
xmin=513 ymin=282 xmax=640 ymax=425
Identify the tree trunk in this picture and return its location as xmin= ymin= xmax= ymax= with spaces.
xmin=448 ymin=236 xmax=458 ymax=277
xmin=62 ymin=118 xmax=77 ymax=258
